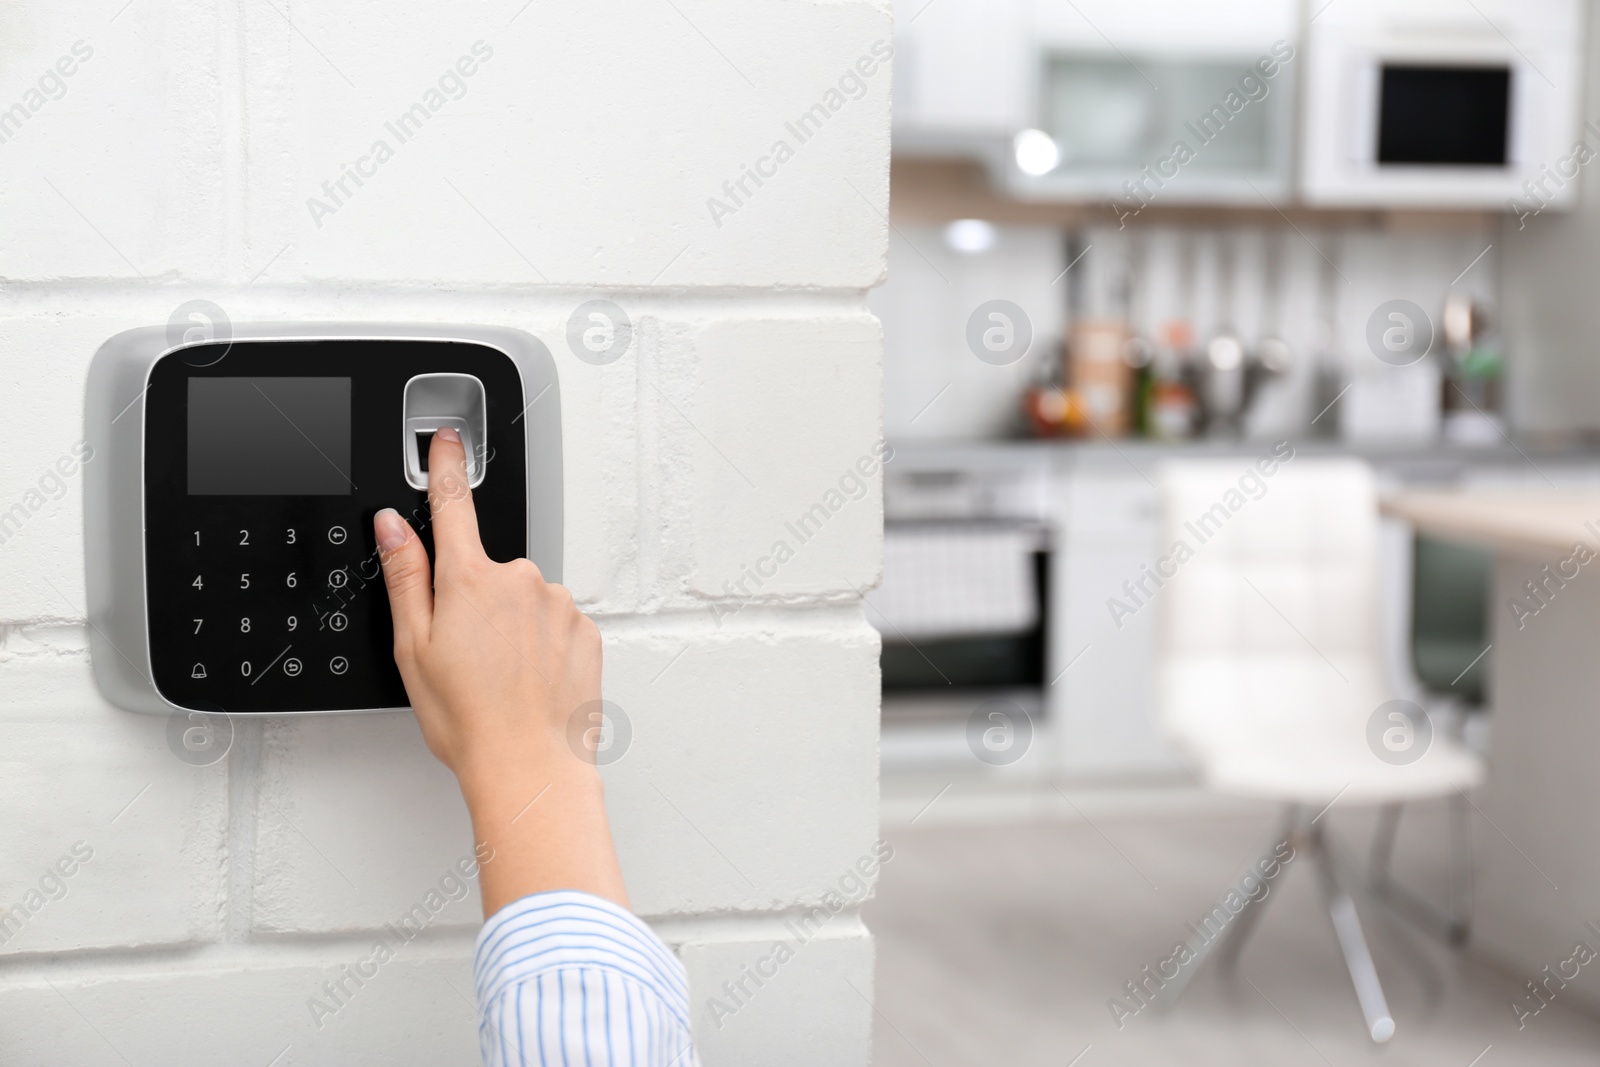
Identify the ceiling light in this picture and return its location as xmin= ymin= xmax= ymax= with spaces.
xmin=1013 ymin=129 xmax=1060 ymax=177
xmin=943 ymin=219 xmax=996 ymax=254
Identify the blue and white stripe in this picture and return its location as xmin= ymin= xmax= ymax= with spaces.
xmin=474 ymin=890 xmax=696 ymax=1066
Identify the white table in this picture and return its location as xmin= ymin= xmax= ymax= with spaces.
xmin=1383 ymin=490 xmax=1600 ymax=1008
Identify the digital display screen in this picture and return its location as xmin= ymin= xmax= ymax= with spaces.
xmin=188 ymin=377 xmax=353 ymax=495
xmin=1378 ymin=65 xmax=1510 ymax=166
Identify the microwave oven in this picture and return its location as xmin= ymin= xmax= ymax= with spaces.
xmin=1301 ymin=0 xmax=1584 ymax=207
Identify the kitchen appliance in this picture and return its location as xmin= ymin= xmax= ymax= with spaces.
xmin=875 ymin=454 xmax=1053 ymax=713
xmin=1301 ymin=0 xmax=1584 ymax=207
xmin=872 ymin=522 xmax=1049 ymax=693
xmin=84 ymin=323 xmax=562 ymax=715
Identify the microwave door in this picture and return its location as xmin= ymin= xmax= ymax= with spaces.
xmin=1377 ymin=64 xmax=1511 ymax=167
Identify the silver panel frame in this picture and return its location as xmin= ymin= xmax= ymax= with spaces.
xmin=84 ymin=322 xmax=562 ymax=716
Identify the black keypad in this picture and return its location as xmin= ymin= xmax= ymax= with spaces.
xmin=142 ymin=339 xmax=528 ymax=713
xmin=161 ymin=515 xmax=392 ymax=709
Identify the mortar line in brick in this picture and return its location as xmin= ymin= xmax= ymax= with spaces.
xmin=223 ymin=720 xmax=264 ymax=941
xmin=0 ymin=619 xmax=92 ymax=638
xmin=633 ymin=315 xmax=668 ymax=613
xmin=0 ymin=928 xmax=481 ymax=979
xmin=588 ymin=602 xmax=874 ymax=631
xmin=0 ymin=281 xmax=876 ymax=310
xmin=218 ymin=0 xmax=248 ymax=283
xmin=649 ymin=912 xmax=873 ymax=938
xmin=0 ymin=917 xmax=865 ymax=980
xmin=0 ymin=624 xmax=97 ymax=659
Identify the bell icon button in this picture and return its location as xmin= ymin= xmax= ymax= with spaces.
xmin=191 ymin=663 xmax=208 ymax=679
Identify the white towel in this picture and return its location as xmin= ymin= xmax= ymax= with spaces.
xmin=866 ymin=525 xmax=1041 ymax=640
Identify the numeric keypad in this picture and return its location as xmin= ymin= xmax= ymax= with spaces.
xmin=175 ymin=520 xmax=377 ymax=701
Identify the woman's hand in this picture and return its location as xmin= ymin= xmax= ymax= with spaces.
xmin=374 ymin=427 xmax=628 ymax=915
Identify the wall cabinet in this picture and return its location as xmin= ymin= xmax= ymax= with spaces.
xmin=893 ymin=0 xmax=1587 ymax=210
xmin=894 ymin=0 xmax=1301 ymax=203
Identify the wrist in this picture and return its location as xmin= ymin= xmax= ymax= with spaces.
xmin=456 ymin=751 xmax=603 ymax=820
xmin=457 ymin=751 xmax=627 ymax=915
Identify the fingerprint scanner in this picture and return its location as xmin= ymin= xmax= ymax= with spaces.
xmin=402 ymin=374 xmax=487 ymax=490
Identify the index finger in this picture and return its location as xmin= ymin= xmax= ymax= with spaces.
xmin=426 ymin=426 xmax=485 ymax=564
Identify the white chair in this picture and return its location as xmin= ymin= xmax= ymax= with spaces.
xmin=1152 ymin=456 xmax=1483 ymax=1042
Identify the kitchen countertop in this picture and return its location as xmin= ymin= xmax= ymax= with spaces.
xmin=888 ymin=437 xmax=1600 ymax=475
xmin=883 ymin=438 xmax=1600 ymax=527
xmin=1380 ymin=490 xmax=1600 ymax=560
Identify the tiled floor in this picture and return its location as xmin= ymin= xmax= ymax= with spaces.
xmin=864 ymin=796 xmax=1600 ymax=1066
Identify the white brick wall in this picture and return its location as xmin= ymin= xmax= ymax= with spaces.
xmin=0 ymin=2 xmax=888 ymax=1063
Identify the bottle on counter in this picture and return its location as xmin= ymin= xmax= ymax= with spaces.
xmin=1123 ymin=332 xmax=1154 ymax=438
xmin=1069 ymin=318 xmax=1133 ymax=437
xmin=1145 ymin=321 xmax=1199 ymax=441
xmin=1019 ymin=338 xmax=1089 ymax=438
xmin=1439 ymin=292 xmax=1505 ymax=446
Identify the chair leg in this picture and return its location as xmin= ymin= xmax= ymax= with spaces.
xmin=1311 ymin=823 xmax=1396 ymax=1043
xmin=1150 ymin=804 xmax=1299 ymax=1010
xmin=1158 ymin=807 xmax=1402 ymax=1042
xmin=1335 ymin=814 xmax=1444 ymax=1002
xmin=1368 ymin=797 xmax=1473 ymax=947
xmin=1370 ymin=802 xmax=1402 ymax=885
xmin=1448 ymin=791 xmax=1473 ymax=946
xmin=1215 ymin=806 xmax=1299 ymax=972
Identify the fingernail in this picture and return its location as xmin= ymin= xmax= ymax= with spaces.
xmin=375 ymin=508 xmax=410 ymax=556
xmin=435 ymin=426 xmax=460 ymax=444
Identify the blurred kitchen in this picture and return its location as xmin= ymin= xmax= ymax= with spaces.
xmin=861 ymin=1 xmax=1600 ymax=1064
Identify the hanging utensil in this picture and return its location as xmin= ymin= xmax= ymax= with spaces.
xmin=1204 ymin=232 xmax=1247 ymax=436
xmin=1256 ymin=229 xmax=1294 ymax=375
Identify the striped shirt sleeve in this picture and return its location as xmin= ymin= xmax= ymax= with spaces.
xmin=474 ymin=890 xmax=697 ymax=1067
